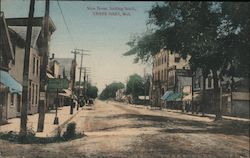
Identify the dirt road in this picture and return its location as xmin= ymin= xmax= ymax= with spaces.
xmin=0 ymin=100 xmax=249 ymax=158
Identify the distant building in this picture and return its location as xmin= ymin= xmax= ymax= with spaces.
xmin=115 ymin=88 xmax=125 ymax=101
xmin=54 ymin=58 xmax=73 ymax=80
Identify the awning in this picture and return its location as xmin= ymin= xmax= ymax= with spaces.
xmin=0 ymin=70 xmax=22 ymax=94
xmin=166 ymin=92 xmax=183 ymax=101
xmin=58 ymin=89 xmax=72 ymax=97
xmin=46 ymin=73 xmax=54 ymax=79
xmin=161 ymin=91 xmax=174 ymax=100
xmin=182 ymin=93 xmax=192 ymax=101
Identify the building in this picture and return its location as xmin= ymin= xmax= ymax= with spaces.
xmin=151 ymin=48 xmax=191 ymax=107
xmin=47 ymin=55 xmax=72 ymax=109
xmin=193 ymin=68 xmax=249 ymax=117
xmin=54 ymin=57 xmax=73 ymax=80
xmin=0 ymin=12 xmax=23 ymax=123
xmin=115 ymin=88 xmax=125 ymax=101
xmin=5 ymin=16 xmax=56 ymax=115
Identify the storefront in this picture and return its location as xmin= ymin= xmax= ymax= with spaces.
xmin=0 ymin=70 xmax=22 ymax=123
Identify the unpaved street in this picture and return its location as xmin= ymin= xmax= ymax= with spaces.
xmin=0 ymin=100 xmax=249 ymax=158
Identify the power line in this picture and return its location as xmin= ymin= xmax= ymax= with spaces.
xmin=56 ymin=0 xmax=76 ymax=48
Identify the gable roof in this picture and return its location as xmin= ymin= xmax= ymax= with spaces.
xmin=5 ymin=16 xmax=56 ymax=33
xmin=8 ymin=26 xmax=42 ymax=48
xmin=0 ymin=12 xmax=14 ymax=60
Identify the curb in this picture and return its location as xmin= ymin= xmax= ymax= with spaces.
xmin=50 ymin=107 xmax=83 ymax=136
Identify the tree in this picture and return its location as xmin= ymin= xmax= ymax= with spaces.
xmin=86 ymin=83 xmax=98 ymax=99
xmin=124 ymin=2 xmax=250 ymax=120
xmin=126 ymin=74 xmax=145 ymax=99
xmin=99 ymin=82 xmax=125 ymax=100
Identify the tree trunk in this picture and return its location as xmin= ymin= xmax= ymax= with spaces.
xmin=201 ymin=75 xmax=206 ymax=116
xmin=212 ymin=69 xmax=222 ymax=120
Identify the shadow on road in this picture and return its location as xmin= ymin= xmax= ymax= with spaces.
xmin=104 ymin=113 xmax=249 ymax=137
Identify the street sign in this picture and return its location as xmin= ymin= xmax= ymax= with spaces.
xmin=40 ymin=92 xmax=45 ymax=100
xmin=47 ymin=78 xmax=69 ymax=92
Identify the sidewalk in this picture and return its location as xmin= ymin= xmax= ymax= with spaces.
xmin=112 ymin=101 xmax=250 ymax=122
xmin=0 ymin=106 xmax=82 ymax=137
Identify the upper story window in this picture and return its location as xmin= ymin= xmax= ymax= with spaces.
xmin=174 ymin=57 xmax=180 ymax=63
xmin=36 ymin=59 xmax=39 ymax=76
xmin=33 ymin=57 xmax=36 ymax=74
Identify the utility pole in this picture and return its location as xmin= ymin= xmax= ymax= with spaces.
xmin=70 ymin=50 xmax=77 ymax=114
xmin=37 ymin=0 xmax=49 ymax=132
xmin=75 ymin=49 xmax=90 ymax=109
xmin=81 ymin=67 xmax=91 ymax=103
xmin=144 ymin=67 xmax=147 ymax=105
xmin=20 ymin=0 xmax=35 ymax=135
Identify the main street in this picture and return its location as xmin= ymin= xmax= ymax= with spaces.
xmin=0 ymin=100 xmax=249 ymax=158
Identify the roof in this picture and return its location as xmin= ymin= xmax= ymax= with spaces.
xmin=5 ymin=16 xmax=56 ymax=33
xmin=54 ymin=58 xmax=73 ymax=79
xmin=8 ymin=26 xmax=41 ymax=48
xmin=0 ymin=12 xmax=14 ymax=60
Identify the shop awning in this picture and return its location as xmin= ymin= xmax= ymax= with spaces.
xmin=0 ymin=70 xmax=22 ymax=94
xmin=58 ymin=89 xmax=72 ymax=97
xmin=46 ymin=73 xmax=54 ymax=79
xmin=161 ymin=91 xmax=174 ymax=100
xmin=166 ymin=92 xmax=183 ymax=101
xmin=182 ymin=93 xmax=192 ymax=101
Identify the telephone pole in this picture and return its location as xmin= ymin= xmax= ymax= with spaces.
xmin=70 ymin=50 xmax=78 ymax=114
xmin=75 ymin=49 xmax=90 ymax=110
xmin=37 ymin=0 xmax=49 ymax=132
xmin=20 ymin=0 xmax=35 ymax=135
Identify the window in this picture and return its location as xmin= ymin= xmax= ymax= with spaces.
xmin=165 ymin=55 xmax=167 ymax=63
xmin=161 ymin=70 xmax=163 ymax=80
xmin=36 ymin=59 xmax=39 ymax=76
xmin=36 ymin=85 xmax=38 ymax=105
xmin=10 ymin=94 xmax=14 ymax=107
xmin=208 ymin=77 xmax=212 ymax=88
xmin=33 ymin=57 xmax=36 ymax=74
xmin=174 ymin=57 xmax=180 ymax=63
xmin=32 ymin=84 xmax=34 ymax=105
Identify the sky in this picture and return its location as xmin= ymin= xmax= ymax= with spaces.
xmin=1 ymin=0 xmax=157 ymax=93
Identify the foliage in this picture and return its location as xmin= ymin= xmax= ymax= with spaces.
xmin=86 ymin=83 xmax=98 ymax=99
xmin=0 ymin=123 xmax=84 ymax=144
xmin=126 ymin=74 xmax=149 ymax=98
xmin=124 ymin=2 xmax=250 ymax=119
xmin=125 ymin=2 xmax=249 ymax=77
xmin=62 ymin=122 xmax=77 ymax=140
xmin=99 ymin=82 xmax=125 ymax=100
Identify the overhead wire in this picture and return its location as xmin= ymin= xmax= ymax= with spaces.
xmin=56 ymin=0 xmax=76 ymax=48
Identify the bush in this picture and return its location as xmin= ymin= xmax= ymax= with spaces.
xmin=18 ymin=128 xmax=36 ymax=143
xmin=62 ymin=122 xmax=77 ymax=140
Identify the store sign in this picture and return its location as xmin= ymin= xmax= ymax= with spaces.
xmin=47 ymin=79 xmax=69 ymax=92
